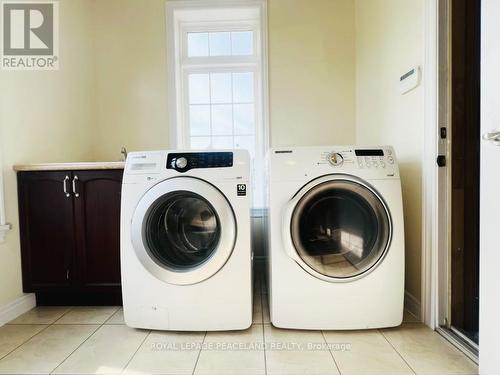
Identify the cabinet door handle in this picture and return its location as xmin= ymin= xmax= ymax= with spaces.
xmin=66 ymin=269 xmax=70 ymax=280
xmin=63 ymin=176 xmax=70 ymax=198
xmin=72 ymin=176 xmax=79 ymax=198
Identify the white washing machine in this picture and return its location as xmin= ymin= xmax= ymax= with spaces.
xmin=121 ymin=150 xmax=252 ymax=331
xmin=267 ymin=146 xmax=404 ymax=330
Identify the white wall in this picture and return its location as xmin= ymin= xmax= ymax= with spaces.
xmin=268 ymin=0 xmax=356 ymax=146
xmin=355 ymin=0 xmax=425 ymax=306
xmin=90 ymin=0 xmax=170 ymax=160
xmin=88 ymin=0 xmax=357 ymax=158
xmin=0 ymin=0 xmax=95 ymax=306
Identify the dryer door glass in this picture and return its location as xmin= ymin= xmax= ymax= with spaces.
xmin=290 ymin=180 xmax=391 ymax=279
xmin=143 ymin=191 xmax=221 ymax=270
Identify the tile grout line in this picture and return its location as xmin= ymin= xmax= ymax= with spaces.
xmin=191 ymin=331 xmax=207 ymax=375
xmin=260 ymin=278 xmax=268 ymax=375
xmin=49 ymin=323 xmax=102 ymax=374
xmin=321 ymin=331 xmax=342 ymax=375
xmin=379 ymin=329 xmax=418 ymax=375
xmin=0 ymin=323 xmax=52 ymax=362
xmin=51 ymin=306 xmax=76 ymax=325
xmin=260 ymin=267 xmax=265 ymax=325
xmin=257 ymin=262 xmax=268 ymax=375
xmin=0 ymin=306 xmax=76 ymax=363
xmin=103 ymin=306 xmax=121 ymax=325
xmin=120 ymin=329 xmax=152 ymax=375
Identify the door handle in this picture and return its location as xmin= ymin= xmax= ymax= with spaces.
xmin=482 ymin=130 xmax=500 ymax=145
xmin=72 ymin=176 xmax=79 ymax=198
xmin=63 ymin=176 xmax=70 ymax=198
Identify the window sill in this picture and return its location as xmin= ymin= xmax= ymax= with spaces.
xmin=0 ymin=224 xmax=11 ymax=242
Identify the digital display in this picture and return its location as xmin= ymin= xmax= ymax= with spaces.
xmin=167 ymin=152 xmax=233 ymax=172
xmin=355 ymin=149 xmax=384 ymax=156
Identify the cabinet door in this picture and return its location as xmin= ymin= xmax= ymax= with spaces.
xmin=18 ymin=171 xmax=75 ymax=290
xmin=73 ymin=170 xmax=123 ymax=290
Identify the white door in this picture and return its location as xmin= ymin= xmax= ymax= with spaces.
xmin=479 ymin=0 xmax=500 ymax=373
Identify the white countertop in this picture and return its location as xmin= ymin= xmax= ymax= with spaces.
xmin=13 ymin=161 xmax=125 ymax=172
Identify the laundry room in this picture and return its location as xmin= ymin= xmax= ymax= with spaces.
xmin=0 ymin=0 xmax=494 ymax=374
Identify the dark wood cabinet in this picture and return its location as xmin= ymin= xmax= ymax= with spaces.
xmin=17 ymin=169 xmax=123 ymax=305
xmin=73 ymin=171 xmax=122 ymax=291
xmin=18 ymin=171 xmax=76 ymax=290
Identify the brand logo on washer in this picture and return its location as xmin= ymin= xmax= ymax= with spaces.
xmin=237 ymin=184 xmax=247 ymax=196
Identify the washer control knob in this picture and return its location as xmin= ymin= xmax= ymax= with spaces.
xmin=175 ymin=157 xmax=188 ymax=169
xmin=328 ymin=152 xmax=344 ymax=166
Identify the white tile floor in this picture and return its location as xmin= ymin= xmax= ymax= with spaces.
xmin=0 ymin=269 xmax=478 ymax=375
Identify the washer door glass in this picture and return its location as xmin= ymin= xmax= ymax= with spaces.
xmin=290 ymin=180 xmax=391 ymax=279
xmin=144 ymin=191 xmax=221 ymax=270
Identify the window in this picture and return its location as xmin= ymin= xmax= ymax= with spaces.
xmin=167 ymin=1 xmax=268 ymax=209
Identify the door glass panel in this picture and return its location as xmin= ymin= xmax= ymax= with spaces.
xmin=291 ymin=180 xmax=390 ymax=279
xmin=144 ymin=192 xmax=220 ymax=270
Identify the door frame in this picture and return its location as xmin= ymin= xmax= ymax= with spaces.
xmin=421 ymin=0 xmax=441 ymax=330
xmin=421 ymin=0 xmax=480 ymax=362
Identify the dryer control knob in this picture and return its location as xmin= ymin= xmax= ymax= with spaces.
xmin=175 ymin=157 xmax=188 ymax=169
xmin=328 ymin=152 xmax=344 ymax=167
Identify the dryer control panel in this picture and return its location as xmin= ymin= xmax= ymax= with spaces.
xmin=269 ymin=146 xmax=399 ymax=181
xmin=167 ymin=152 xmax=233 ymax=173
xmin=354 ymin=148 xmax=395 ymax=169
xmin=318 ymin=148 xmax=395 ymax=170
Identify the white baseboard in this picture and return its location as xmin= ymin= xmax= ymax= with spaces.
xmin=404 ymin=290 xmax=422 ymax=321
xmin=0 ymin=294 xmax=36 ymax=326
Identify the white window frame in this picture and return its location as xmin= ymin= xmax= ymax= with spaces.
xmin=179 ymin=21 xmax=262 ymax=148
xmin=166 ymin=0 xmax=269 ymax=210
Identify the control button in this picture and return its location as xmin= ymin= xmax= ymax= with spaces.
xmin=388 ymin=156 xmax=394 ymax=164
xmin=372 ymin=161 xmax=378 ymax=168
xmin=328 ymin=152 xmax=344 ymax=167
xmin=387 ymin=149 xmax=393 ymax=155
xmin=366 ymin=162 xmax=371 ymax=168
xmin=380 ymin=161 xmax=386 ymax=168
xmin=175 ymin=157 xmax=188 ymax=169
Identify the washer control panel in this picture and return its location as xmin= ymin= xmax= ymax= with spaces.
xmin=167 ymin=152 xmax=233 ymax=173
xmin=328 ymin=152 xmax=344 ymax=166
